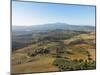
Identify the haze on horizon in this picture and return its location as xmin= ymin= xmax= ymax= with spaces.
xmin=12 ymin=1 xmax=96 ymax=26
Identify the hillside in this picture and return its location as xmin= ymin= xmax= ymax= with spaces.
xmin=11 ymin=30 xmax=96 ymax=74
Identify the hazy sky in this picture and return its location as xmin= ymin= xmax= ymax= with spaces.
xmin=12 ymin=1 xmax=95 ymax=26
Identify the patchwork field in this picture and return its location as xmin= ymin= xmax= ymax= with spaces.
xmin=12 ymin=26 xmax=96 ymax=74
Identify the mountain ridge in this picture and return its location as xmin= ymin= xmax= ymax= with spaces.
xmin=12 ymin=22 xmax=95 ymax=32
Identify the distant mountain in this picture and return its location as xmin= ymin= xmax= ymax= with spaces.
xmin=12 ymin=23 xmax=95 ymax=32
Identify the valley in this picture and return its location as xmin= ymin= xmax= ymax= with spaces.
xmin=11 ymin=23 xmax=96 ymax=74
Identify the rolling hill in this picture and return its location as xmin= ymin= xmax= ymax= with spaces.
xmin=12 ymin=26 xmax=96 ymax=74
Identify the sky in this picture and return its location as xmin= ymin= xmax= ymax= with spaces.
xmin=12 ymin=1 xmax=96 ymax=26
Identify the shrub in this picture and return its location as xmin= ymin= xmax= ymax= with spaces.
xmin=53 ymin=58 xmax=96 ymax=71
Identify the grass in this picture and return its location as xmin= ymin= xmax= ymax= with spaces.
xmin=12 ymin=54 xmax=59 ymax=74
xmin=12 ymin=31 xmax=96 ymax=73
